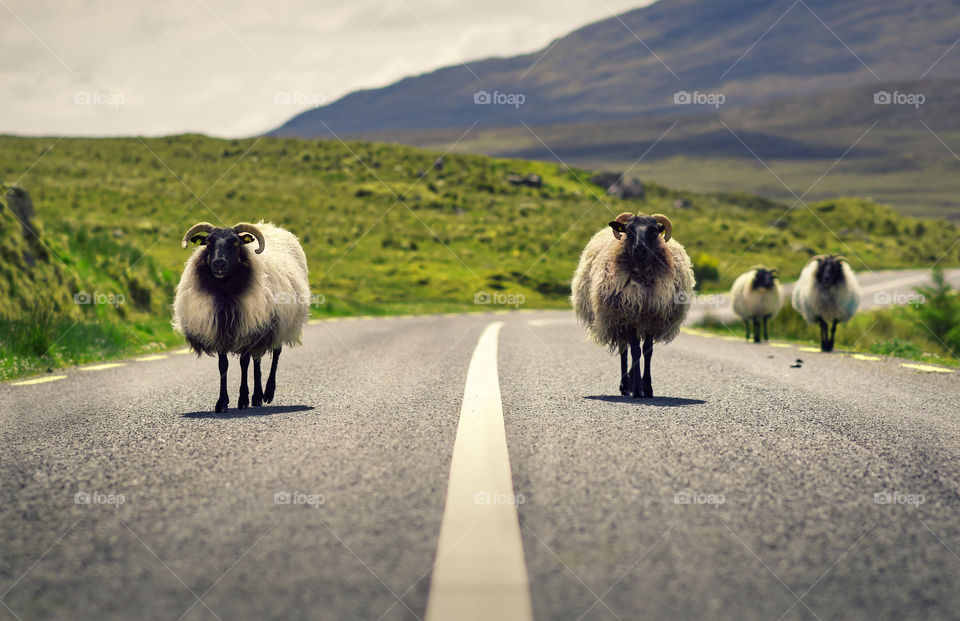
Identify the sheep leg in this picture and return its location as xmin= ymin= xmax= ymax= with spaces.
xmin=829 ymin=320 xmax=839 ymax=352
xmin=753 ymin=318 xmax=761 ymax=343
xmin=238 ymin=353 xmax=251 ymax=409
xmin=252 ymin=357 xmax=264 ymax=407
xmin=817 ymin=318 xmax=829 ymax=352
xmin=641 ymin=335 xmax=654 ymax=398
xmin=264 ymin=347 xmax=282 ymax=404
xmin=628 ymin=334 xmax=642 ymax=399
xmin=763 ymin=316 xmax=769 ymax=341
xmin=744 ymin=320 xmax=751 ymax=341
xmin=619 ymin=348 xmax=631 ymax=396
xmin=215 ymin=353 xmax=229 ymax=413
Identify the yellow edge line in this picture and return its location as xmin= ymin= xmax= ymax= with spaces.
xmin=900 ymin=363 xmax=954 ymax=373
xmin=11 ymin=375 xmax=67 ymax=386
xmin=79 ymin=363 xmax=127 ymax=371
xmin=134 ymin=355 xmax=169 ymax=362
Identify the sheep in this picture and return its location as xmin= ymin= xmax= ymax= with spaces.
xmin=173 ymin=221 xmax=310 ymax=412
xmin=791 ymin=254 xmax=860 ymax=352
xmin=731 ymin=266 xmax=783 ymax=343
xmin=571 ymin=211 xmax=695 ymax=398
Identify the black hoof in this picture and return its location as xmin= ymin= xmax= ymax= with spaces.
xmin=252 ymin=392 xmax=263 ymax=407
xmin=238 ymin=393 xmax=249 ymax=410
xmin=215 ymin=400 xmax=228 ymax=413
xmin=263 ymin=384 xmax=275 ymax=404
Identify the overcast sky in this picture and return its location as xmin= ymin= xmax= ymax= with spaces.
xmin=0 ymin=0 xmax=656 ymax=137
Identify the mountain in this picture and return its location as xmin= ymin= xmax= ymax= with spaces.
xmin=270 ymin=0 xmax=960 ymax=137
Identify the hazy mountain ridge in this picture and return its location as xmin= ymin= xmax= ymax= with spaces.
xmin=271 ymin=0 xmax=960 ymax=136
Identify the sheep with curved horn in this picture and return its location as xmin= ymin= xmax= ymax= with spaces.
xmin=173 ymin=221 xmax=309 ymax=412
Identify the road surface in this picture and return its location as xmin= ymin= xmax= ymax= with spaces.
xmin=1 ymin=270 xmax=958 ymax=620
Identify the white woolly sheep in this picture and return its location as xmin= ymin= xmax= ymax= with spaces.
xmin=571 ymin=212 xmax=695 ymax=398
xmin=791 ymin=254 xmax=860 ymax=352
xmin=173 ymin=221 xmax=310 ymax=412
xmin=731 ymin=266 xmax=783 ymax=342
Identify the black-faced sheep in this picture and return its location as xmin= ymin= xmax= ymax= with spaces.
xmin=731 ymin=266 xmax=782 ymax=342
xmin=791 ymin=254 xmax=860 ymax=352
xmin=173 ymin=221 xmax=309 ymax=412
xmin=571 ymin=212 xmax=695 ymax=398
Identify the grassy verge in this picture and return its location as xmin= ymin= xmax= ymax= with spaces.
xmin=0 ymin=313 xmax=183 ymax=381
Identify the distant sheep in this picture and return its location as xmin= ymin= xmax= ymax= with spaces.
xmin=173 ymin=221 xmax=309 ymax=412
xmin=571 ymin=212 xmax=695 ymax=398
xmin=731 ymin=266 xmax=783 ymax=342
xmin=791 ymin=254 xmax=860 ymax=352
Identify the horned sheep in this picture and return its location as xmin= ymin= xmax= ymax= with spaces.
xmin=571 ymin=212 xmax=695 ymax=398
xmin=172 ymin=221 xmax=310 ymax=412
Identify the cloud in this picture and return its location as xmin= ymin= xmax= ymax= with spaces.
xmin=0 ymin=0 xmax=655 ymax=137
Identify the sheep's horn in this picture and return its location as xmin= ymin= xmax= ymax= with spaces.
xmin=652 ymin=214 xmax=672 ymax=242
xmin=181 ymin=222 xmax=215 ymax=248
xmin=615 ymin=212 xmax=633 ymax=224
xmin=233 ymin=222 xmax=265 ymax=254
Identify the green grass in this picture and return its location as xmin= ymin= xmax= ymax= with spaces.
xmin=2 ymin=133 xmax=959 ymax=379
xmin=0 ymin=310 xmax=183 ymax=380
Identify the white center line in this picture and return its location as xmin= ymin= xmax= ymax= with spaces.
xmin=425 ymin=321 xmax=533 ymax=621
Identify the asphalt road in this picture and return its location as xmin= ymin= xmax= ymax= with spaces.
xmin=2 ymin=270 xmax=959 ymax=621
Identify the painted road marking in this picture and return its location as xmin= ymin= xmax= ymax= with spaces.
xmin=10 ymin=375 xmax=67 ymax=386
xmin=79 ymin=363 xmax=126 ymax=371
xmin=851 ymin=354 xmax=882 ymax=362
xmin=798 ymin=347 xmax=821 ymax=353
xmin=719 ymin=335 xmax=740 ymax=341
xmin=426 ymin=322 xmax=533 ymax=621
xmin=134 ymin=355 xmax=169 ymax=362
xmin=171 ymin=348 xmax=192 ymax=355
xmin=901 ymin=363 xmax=954 ymax=373
xmin=770 ymin=343 xmax=793 ymax=348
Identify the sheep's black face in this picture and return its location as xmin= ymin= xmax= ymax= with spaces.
xmin=610 ymin=215 xmax=665 ymax=264
xmin=753 ymin=268 xmax=778 ymax=289
xmin=816 ymin=257 xmax=845 ymax=288
xmin=194 ymin=229 xmax=252 ymax=279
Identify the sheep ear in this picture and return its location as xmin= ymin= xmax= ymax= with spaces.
xmin=239 ymin=233 xmax=256 ymax=245
xmin=609 ymin=221 xmax=625 ymax=240
xmin=189 ymin=234 xmax=207 ymax=246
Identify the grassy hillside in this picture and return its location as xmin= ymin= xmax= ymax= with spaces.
xmin=1 ymin=134 xmax=958 ymax=379
xmin=358 ymin=80 xmax=960 ymax=221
